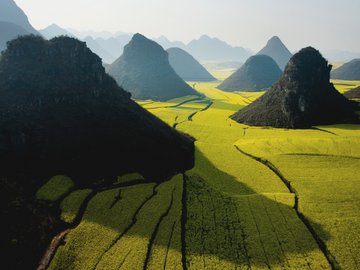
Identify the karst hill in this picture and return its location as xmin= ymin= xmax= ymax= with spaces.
xmin=107 ymin=33 xmax=200 ymax=101
xmin=231 ymin=47 xmax=359 ymax=128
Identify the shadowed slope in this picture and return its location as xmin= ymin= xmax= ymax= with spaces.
xmin=0 ymin=35 xmax=195 ymax=183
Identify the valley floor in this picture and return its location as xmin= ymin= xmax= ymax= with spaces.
xmin=43 ymin=79 xmax=360 ymax=270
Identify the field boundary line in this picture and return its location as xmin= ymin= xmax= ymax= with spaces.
xmin=234 ymin=145 xmax=340 ymax=270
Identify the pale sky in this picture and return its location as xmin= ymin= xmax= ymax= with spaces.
xmin=16 ymin=0 xmax=360 ymax=52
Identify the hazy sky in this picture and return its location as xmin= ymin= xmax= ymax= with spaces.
xmin=16 ymin=0 xmax=360 ymax=52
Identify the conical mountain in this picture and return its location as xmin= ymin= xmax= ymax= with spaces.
xmin=167 ymin=47 xmax=216 ymax=82
xmin=344 ymin=86 xmax=360 ymax=99
xmin=218 ymin=54 xmax=282 ymax=92
xmin=331 ymin=59 xmax=360 ymax=80
xmin=0 ymin=21 xmax=28 ymax=51
xmin=108 ymin=33 xmax=199 ymax=101
xmin=0 ymin=35 xmax=195 ymax=182
xmin=0 ymin=0 xmax=39 ymax=34
xmin=231 ymin=47 xmax=358 ymax=128
xmin=257 ymin=36 xmax=292 ymax=70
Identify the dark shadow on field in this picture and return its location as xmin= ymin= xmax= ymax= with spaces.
xmin=35 ymin=150 xmax=333 ymax=269
xmin=183 ymin=150 xmax=331 ymax=268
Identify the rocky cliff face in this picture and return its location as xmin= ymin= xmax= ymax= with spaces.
xmin=231 ymin=47 xmax=359 ymax=128
xmin=107 ymin=33 xmax=200 ymax=101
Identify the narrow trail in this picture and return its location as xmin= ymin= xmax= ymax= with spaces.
xmin=173 ymin=101 xmax=213 ymax=129
xmin=187 ymin=101 xmax=213 ymax=121
xmin=147 ymin=97 xmax=204 ymax=110
xmin=233 ymin=145 xmax=340 ymax=270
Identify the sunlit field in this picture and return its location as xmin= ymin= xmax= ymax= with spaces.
xmin=42 ymin=77 xmax=360 ymax=269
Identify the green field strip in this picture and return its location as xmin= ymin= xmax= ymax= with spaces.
xmin=48 ymin=183 xmax=156 ymax=270
xmin=94 ymin=178 xmax=178 ymax=270
xmin=185 ymin=175 xmax=250 ymax=269
xmin=36 ymin=175 xmax=74 ymax=202
xmin=233 ymin=145 xmax=337 ymax=269
xmin=146 ymin=175 xmax=183 ymax=270
xmin=268 ymin=154 xmax=360 ymax=270
xmin=60 ymin=189 xmax=93 ymax=223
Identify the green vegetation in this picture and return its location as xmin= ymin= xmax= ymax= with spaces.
xmin=332 ymin=79 xmax=360 ymax=93
xmin=36 ymin=175 xmax=74 ymax=202
xmin=116 ymin=173 xmax=145 ymax=184
xmin=49 ymin=175 xmax=183 ymax=270
xmin=47 ymin=77 xmax=359 ymax=269
xmin=60 ymin=189 xmax=93 ymax=223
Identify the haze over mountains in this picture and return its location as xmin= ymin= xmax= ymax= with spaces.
xmin=331 ymin=59 xmax=360 ymax=80
xmin=107 ymin=33 xmax=199 ymax=101
xmin=0 ymin=0 xmax=39 ymax=50
xmin=0 ymin=21 xmax=28 ymax=51
xmin=39 ymin=23 xmax=74 ymax=39
xmin=0 ymin=0 xmax=38 ymax=34
xmin=37 ymin=24 xmax=253 ymax=64
xmin=167 ymin=47 xmax=216 ymax=82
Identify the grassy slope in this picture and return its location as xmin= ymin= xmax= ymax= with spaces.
xmin=47 ymin=73 xmax=359 ymax=269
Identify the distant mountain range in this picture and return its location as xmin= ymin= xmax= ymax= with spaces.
xmin=0 ymin=0 xmax=40 ymax=50
xmin=186 ymin=35 xmax=251 ymax=62
xmin=40 ymin=25 xmax=253 ymax=64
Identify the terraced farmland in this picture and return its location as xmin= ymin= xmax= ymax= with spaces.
xmin=42 ymin=77 xmax=359 ymax=269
